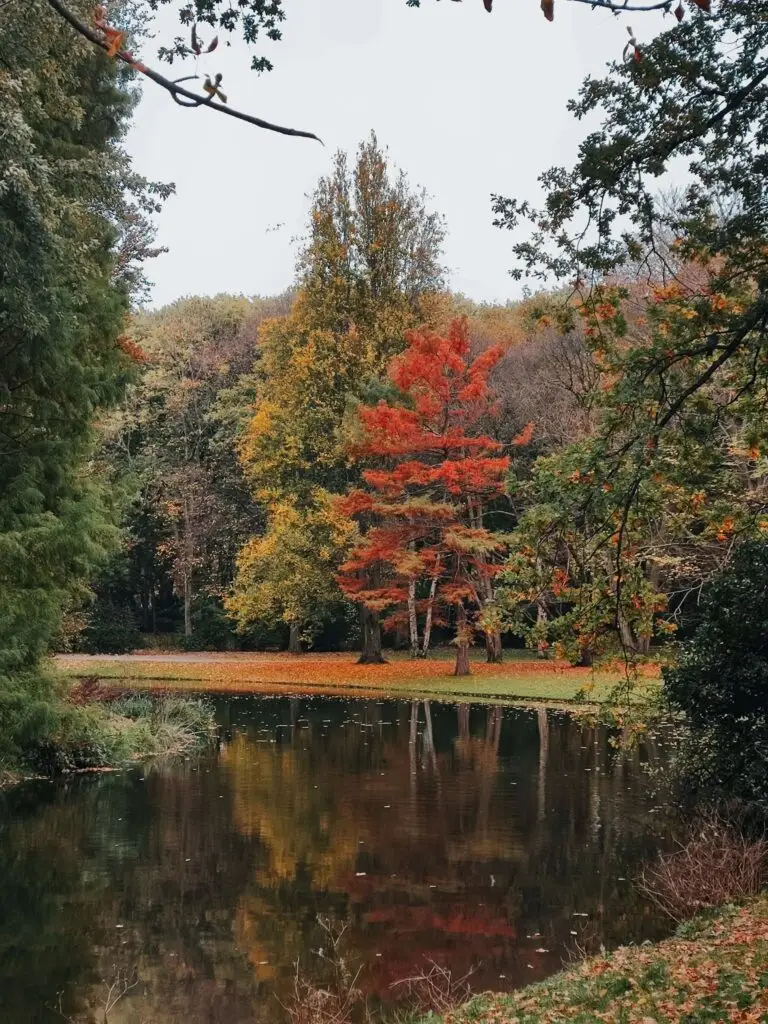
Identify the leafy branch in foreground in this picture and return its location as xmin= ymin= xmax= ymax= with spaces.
xmin=44 ymin=0 xmax=322 ymax=141
xmin=407 ymin=0 xmax=707 ymax=23
xmin=492 ymin=0 xmax=768 ymax=658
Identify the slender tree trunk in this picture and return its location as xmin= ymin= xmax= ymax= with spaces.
xmin=421 ymin=556 xmax=440 ymax=657
xmin=408 ymin=578 xmax=419 ymax=659
xmin=182 ymin=495 xmax=194 ymax=638
xmin=535 ymin=558 xmax=549 ymax=658
xmin=359 ymin=606 xmax=386 ymax=664
xmin=467 ymin=500 xmax=501 ymax=664
xmin=183 ymin=572 xmax=192 ymax=638
xmin=453 ymin=602 xmax=471 ymax=677
xmin=288 ymin=621 xmax=301 ymax=654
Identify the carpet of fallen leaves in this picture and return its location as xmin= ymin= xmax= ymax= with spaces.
xmin=56 ymin=651 xmax=660 ymax=704
xmin=437 ymin=897 xmax=768 ymax=1024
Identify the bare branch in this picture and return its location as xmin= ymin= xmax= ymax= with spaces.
xmin=566 ymin=0 xmax=674 ymax=12
xmin=44 ymin=0 xmax=323 ymax=144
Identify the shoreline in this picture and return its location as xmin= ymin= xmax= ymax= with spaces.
xmin=55 ymin=651 xmax=660 ymax=707
xmin=415 ymin=895 xmax=768 ymax=1023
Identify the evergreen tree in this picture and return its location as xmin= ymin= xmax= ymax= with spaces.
xmin=0 ymin=0 xmax=162 ymax=762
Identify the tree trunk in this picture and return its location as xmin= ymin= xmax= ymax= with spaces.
xmin=288 ymin=621 xmax=301 ymax=654
xmin=408 ymin=578 xmax=419 ymax=659
xmin=536 ymin=590 xmax=549 ymax=659
xmin=183 ymin=571 xmax=192 ymax=638
xmin=577 ymin=646 xmax=594 ymax=668
xmin=453 ymin=602 xmax=471 ymax=677
xmin=467 ymin=500 xmax=500 ymax=665
xmin=421 ymin=556 xmax=440 ymax=657
xmin=485 ymin=629 xmax=503 ymax=664
xmin=182 ymin=494 xmax=194 ymax=638
xmin=618 ymin=612 xmax=638 ymax=654
xmin=358 ymin=606 xmax=386 ymax=664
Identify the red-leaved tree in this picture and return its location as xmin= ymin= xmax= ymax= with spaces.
xmin=337 ymin=318 xmax=510 ymax=676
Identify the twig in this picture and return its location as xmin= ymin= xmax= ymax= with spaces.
xmin=44 ymin=0 xmax=323 ymax=143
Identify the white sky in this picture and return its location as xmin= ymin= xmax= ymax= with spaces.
xmin=127 ymin=0 xmax=656 ymax=308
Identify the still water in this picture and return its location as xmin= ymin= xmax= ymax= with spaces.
xmin=0 ymin=696 xmax=674 ymax=1022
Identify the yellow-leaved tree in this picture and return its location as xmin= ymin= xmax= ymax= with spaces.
xmin=227 ymin=493 xmax=356 ymax=652
xmin=235 ymin=133 xmax=446 ymax=659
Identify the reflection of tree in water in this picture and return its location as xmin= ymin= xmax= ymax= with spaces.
xmin=0 ymin=765 xmax=265 ymax=1023
xmin=0 ymin=782 xmax=105 ymax=1023
xmin=0 ymin=699 xmax=674 ymax=1022
xmin=222 ymin=699 xmax=672 ymax=1003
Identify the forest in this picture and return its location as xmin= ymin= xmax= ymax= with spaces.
xmin=2 ymin=0 xmax=768 ymax=1020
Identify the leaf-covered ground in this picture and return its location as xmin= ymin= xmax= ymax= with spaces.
xmin=55 ymin=651 xmax=660 ymax=705
xmin=430 ymin=897 xmax=768 ymax=1024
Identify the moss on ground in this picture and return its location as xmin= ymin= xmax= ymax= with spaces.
xmin=422 ymin=896 xmax=768 ymax=1024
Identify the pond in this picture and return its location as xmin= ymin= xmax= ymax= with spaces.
xmin=0 ymin=696 xmax=675 ymax=1023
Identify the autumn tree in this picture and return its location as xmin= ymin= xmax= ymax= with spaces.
xmin=227 ymin=493 xmax=356 ymax=652
xmin=337 ymin=318 xmax=511 ymax=676
xmin=95 ymin=296 xmax=288 ymax=642
xmin=238 ymin=135 xmax=445 ymax=660
xmin=487 ymin=0 xmax=768 ymax=669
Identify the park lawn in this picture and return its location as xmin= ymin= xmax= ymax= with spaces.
xmin=428 ymin=895 xmax=768 ymax=1024
xmin=55 ymin=650 xmax=660 ymax=706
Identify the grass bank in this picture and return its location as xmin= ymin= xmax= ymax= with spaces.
xmin=418 ymin=896 xmax=768 ymax=1024
xmin=56 ymin=651 xmax=660 ymax=706
xmin=2 ymin=681 xmax=217 ymax=782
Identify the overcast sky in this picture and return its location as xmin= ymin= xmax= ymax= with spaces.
xmin=127 ymin=0 xmax=655 ymax=308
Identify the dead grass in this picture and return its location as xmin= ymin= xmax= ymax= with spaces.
xmin=390 ymin=962 xmax=475 ymax=1016
xmin=638 ymin=816 xmax=768 ymax=923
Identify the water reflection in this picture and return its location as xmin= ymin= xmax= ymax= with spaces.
xmin=0 ymin=698 xmax=673 ymax=1022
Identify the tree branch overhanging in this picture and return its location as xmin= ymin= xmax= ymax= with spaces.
xmin=44 ymin=0 xmax=323 ymax=144
xmin=409 ymin=0 xmax=678 ymax=14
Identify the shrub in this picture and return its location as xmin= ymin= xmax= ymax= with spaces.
xmin=638 ymin=815 xmax=768 ymax=922
xmin=664 ymin=541 xmax=768 ymax=805
xmin=23 ymin=693 xmax=216 ymax=775
xmin=180 ymin=598 xmax=238 ymax=651
xmin=78 ymin=600 xmax=140 ymax=655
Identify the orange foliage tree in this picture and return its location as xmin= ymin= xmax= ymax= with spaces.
xmin=337 ymin=318 xmax=510 ymax=676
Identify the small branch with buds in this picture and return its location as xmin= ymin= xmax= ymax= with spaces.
xmin=45 ymin=0 xmax=322 ymax=143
